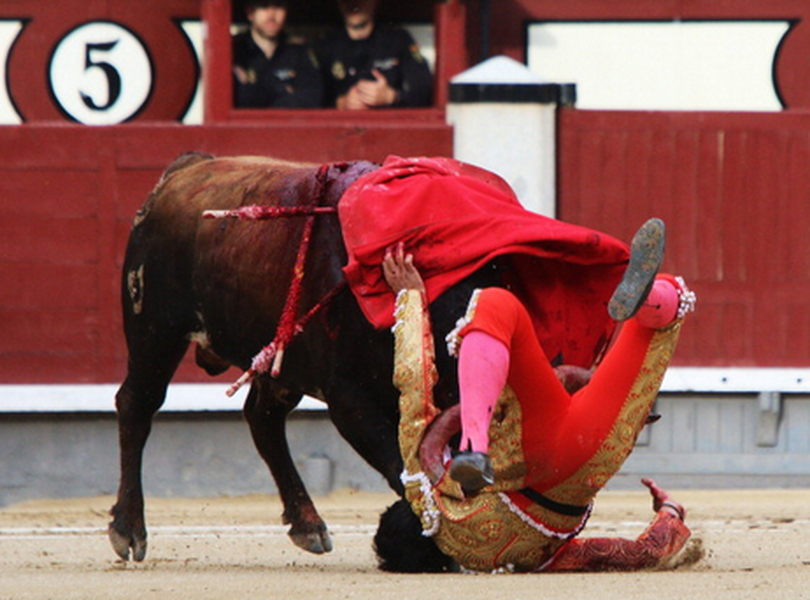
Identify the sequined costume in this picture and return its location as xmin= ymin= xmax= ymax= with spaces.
xmin=393 ymin=287 xmax=691 ymax=572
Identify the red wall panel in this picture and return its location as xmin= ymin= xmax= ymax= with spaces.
xmin=4 ymin=171 xmax=101 ymax=217
xmin=2 ymin=217 xmax=100 ymax=263
xmin=5 ymin=109 xmax=810 ymax=385
xmin=558 ymin=109 xmax=810 ymax=367
xmin=0 ymin=264 xmax=97 ymax=308
xmin=0 ymin=121 xmax=452 ymax=384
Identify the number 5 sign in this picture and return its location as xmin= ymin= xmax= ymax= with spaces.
xmin=4 ymin=7 xmax=200 ymax=124
xmin=49 ymin=22 xmax=153 ymax=124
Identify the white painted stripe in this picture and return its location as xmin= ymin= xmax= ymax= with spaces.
xmin=660 ymin=367 xmax=810 ymax=393
xmin=0 ymin=383 xmax=326 ymax=413
xmin=0 ymin=523 xmax=377 ymax=537
xmin=2 ymin=367 xmax=809 ymax=413
xmin=0 ymin=520 xmax=800 ymax=540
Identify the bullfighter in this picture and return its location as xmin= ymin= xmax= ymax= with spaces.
xmin=374 ymin=219 xmax=696 ymax=573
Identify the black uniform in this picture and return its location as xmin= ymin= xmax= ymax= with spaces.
xmin=316 ymin=25 xmax=433 ymax=108
xmin=232 ymin=32 xmax=324 ymax=108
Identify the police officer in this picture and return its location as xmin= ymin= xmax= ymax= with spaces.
xmin=317 ymin=0 xmax=433 ymax=109
xmin=232 ymin=0 xmax=323 ymax=108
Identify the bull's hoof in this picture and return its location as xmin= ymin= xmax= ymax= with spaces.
xmin=289 ymin=527 xmax=333 ymax=554
xmin=108 ymin=524 xmax=148 ymax=562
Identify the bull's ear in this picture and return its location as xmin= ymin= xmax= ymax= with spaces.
xmin=373 ymin=499 xmax=454 ymax=573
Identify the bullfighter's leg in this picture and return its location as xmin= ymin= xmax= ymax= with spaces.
xmin=450 ymin=331 xmax=504 ymax=493
xmin=449 ymin=218 xmax=668 ymax=494
xmin=536 ymin=280 xmax=695 ymax=505
xmin=243 ymin=378 xmax=333 ymax=554
xmin=109 ymin=330 xmax=189 ymax=562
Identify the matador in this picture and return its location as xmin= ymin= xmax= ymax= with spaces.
xmin=374 ymin=219 xmax=696 ymax=573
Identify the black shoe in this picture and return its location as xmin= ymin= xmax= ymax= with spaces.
xmin=608 ymin=218 xmax=666 ymax=321
xmin=449 ymin=451 xmax=494 ymax=496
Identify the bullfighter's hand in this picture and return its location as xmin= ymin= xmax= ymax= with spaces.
xmin=642 ymin=477 xmax=686 ymax=520
xmin=382 ymin=243 xmax=425 ymax=293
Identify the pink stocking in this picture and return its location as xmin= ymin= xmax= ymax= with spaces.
xmin=635 ymin=276 xmax=683 ymax=329
xmin=457 ymin=331 xmax=510 ymax=454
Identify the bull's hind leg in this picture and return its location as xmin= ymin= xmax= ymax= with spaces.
xmin=243 ymin=378 xmax=333 ymax=554
xmin=108 ymin=332 xmax=189 ymax=562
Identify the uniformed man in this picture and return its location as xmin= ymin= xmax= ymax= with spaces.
xmin=232 ymin=0 xmax=323 ymax=108
xmin=317 ymin=0 xmax=433 ymax=109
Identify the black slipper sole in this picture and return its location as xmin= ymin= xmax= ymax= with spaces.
xmin=608 ymin=218 xmax=666 ymax=321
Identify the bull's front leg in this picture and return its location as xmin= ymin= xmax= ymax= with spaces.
xmin=326 ymin=378 xmax=404 ymax=495
xmin=244 ymin=379 xmax=332 ymax=554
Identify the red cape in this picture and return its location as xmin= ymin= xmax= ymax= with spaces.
xmin=338 ymin=156 xmax=631 ymax=367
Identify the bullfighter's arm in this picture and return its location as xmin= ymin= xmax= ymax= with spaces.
xmin=384 ymin=244 xmax=439 ymax=477
xmin=543 ymin=478 xmax=691 ymax=572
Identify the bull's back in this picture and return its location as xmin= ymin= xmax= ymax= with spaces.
xmin=124 ymin=153 xmax=378 ymax=378
xmin=131 ymin=154 xmax=333 ymax=290
xmin=142 ymin=155 xmax=322 ymax=228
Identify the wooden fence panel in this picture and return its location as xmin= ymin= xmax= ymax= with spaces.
xmin=559 ymin=109 xmax=810 ymax=366
xmin=5 ymin=111 xmax=810 ymax=385
xmin=0 ymin=122 xmax=451 ymax=385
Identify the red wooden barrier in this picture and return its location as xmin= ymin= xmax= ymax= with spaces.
xmin=558 ymin=109 xmax=810 ymax=367
xmin=0 ymin=122 xmax=451 ymax=384
xmin=6 ymin=107 xmax=810 ymax=386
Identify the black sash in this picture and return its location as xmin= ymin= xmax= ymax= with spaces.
xmin=519 ymin=488 xmax=589 ymax=517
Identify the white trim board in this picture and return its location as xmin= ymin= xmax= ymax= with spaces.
xmin=0 ymin=383 xmax=325 ymax=413
xmin=659 ymin=368 xmax=810 ymax=393
xmin=2 ymin=368 xmax=810 ymax=413
xmin=527 ymin=21 xmax=788 ymax=111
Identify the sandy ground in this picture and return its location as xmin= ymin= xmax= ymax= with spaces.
xmin=1 ymin=487 xmax=809 ymax=600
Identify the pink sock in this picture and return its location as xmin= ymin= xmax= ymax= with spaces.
xmin=457 ymin=331 xmax=510 ymax=454
xmin=635 ymin=278 xmax=679 ymax=329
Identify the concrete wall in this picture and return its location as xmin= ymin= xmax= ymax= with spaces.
xmin=611 ymin=393 xmax=810 ymax=490
xmin=0 ymin=409 xmax=389 ymax=508
xmin=3 ymin=392 xmax=810 ymax=508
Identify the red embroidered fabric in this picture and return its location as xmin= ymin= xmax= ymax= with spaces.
xmin=545 ymin=511 xmax=691 ymax=572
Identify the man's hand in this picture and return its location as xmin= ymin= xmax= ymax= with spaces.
xmin=338 ymin=71 xmax=397 ymax=109
xmin=233 ymin=65 xmax=250 ymax=84
xmin=354 ymin=69 xmax=398 ymax=107
xmin=642 ymin=477 xmax=685 ymax=520
xmin=336 ymin=85 xmax=369 ymax=110
xmin=382 ymin=243 xmax=425 ymax=293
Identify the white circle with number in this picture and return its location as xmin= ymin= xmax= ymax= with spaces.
xmin=49 ymin=21 xmax=153 ymax=125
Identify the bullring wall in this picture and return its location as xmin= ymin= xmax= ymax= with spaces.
xmin=0 ymin=119 xmax=451 ymax=385
xmin=4 ymin=110 xmax=810 ymax=503
xmin=4 ymin=110 xmax=810 ymax=387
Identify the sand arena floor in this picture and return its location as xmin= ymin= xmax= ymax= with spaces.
xmin=1 ymin=487 xmax=809 ymax=599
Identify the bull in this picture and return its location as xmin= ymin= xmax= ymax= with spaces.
xmin=109 ymin=152 xmax=627 ymax=563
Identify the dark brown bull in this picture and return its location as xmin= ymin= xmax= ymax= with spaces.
xmin=109 ymin=153 xmax=499 ymax=561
